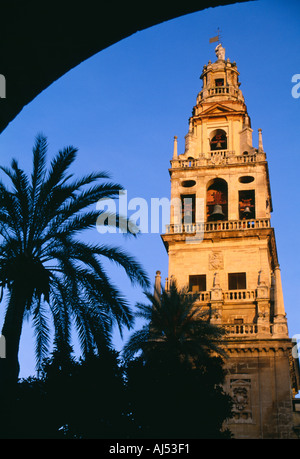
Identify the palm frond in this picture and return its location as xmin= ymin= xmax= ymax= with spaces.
xmin=32 ymin=299 xmax=51 ymax=372
xmin=123 ymin=280 xmax=226 ymax=364
xmin=65 ymin=240 xmax=150 ymax=289
xmin=31 ymin=133 xmax=48 ymax=200
xmin=122 ymin=326 xmax=150 ymax=361
xmin=0 ymin=134 xmax=149 ymax=379
xmin=0 ymin=182 xmax=24 ymax=241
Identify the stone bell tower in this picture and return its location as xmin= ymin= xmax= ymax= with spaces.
xmin=161 ymin=43 xmax=300 ymax=439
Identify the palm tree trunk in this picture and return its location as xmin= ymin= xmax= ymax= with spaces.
xmin=0 ymin=287 xmax=26 ymax=391
xmin=0 ymin=287 xmax=26 ymax=437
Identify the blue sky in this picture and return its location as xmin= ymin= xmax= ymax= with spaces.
xmin=0 ymin=0 xmax=299 ymax=378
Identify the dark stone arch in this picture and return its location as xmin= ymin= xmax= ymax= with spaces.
xmin=0 ymin=0 xmax=249 ymax=134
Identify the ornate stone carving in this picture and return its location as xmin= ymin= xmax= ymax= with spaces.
xmin=210 ymin=153 xmax=225 ymax=165
xmin=233 ymin=387 xmax=248 ymax=411
xmin=209 ymin=251 xmax=224 ymax=270
xmin=230 ymin=378 xmax=252 ymax=423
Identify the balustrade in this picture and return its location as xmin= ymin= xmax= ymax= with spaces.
xmin=187 ymin=289 xmax=257 ymax=303
xmin=189 ymin=291 xmax=211 ymax=302
xmin=224 ymin=323 xmax=258 ymax=335
xmin=223 ymin=289 xmax=256 ymax=302
xmin=166 ymin=219 xmax=270 ymax=234
xmin=210 ymin=150 xmax=228 ymax=158
xmin=204 ymin=86 xmax=240 ymax=98
xmin=171 ymin=151 xmax=265 ymax=169
xmin=208 ymin=86 xmax=229 ymax=95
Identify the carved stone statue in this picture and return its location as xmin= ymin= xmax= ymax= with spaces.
xmin=257 ymin=269 xmax=266 ymax=286
xmin=215 ymin=43 xmax=225 ymax=60
xmin=213 ymin=271 xmax=220 ymax=288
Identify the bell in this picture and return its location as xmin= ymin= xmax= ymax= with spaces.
xmin=211 ymin=204 xmax=225 ymax=220
xmin=242 ymin=206 xmax=251 ymax=218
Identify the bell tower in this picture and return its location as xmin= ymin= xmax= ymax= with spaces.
xmin=161 ymin=43 xmax=300 ymax=439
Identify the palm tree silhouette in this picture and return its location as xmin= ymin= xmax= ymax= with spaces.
xmin=0 ymin=133 xmax=150 ymax=388
xmin=123 ymin=279 xmax=225 ymax=364
xmin=123 ymin=280 xmax=231 ymax=439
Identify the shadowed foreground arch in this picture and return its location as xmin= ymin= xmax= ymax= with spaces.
xmin=0 ymin=0 xmax=249 ymax=134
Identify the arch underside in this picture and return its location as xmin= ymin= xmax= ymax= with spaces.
xmin=0 ymin=1 xmax=249 ymax=134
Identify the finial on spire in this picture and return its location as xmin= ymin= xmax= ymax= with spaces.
xmin=258 ymin=129 xmax=264 ymax=152
xmin=173 ymin=136 xmax=178 ymax=159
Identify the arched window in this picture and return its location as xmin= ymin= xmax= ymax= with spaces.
xmin=210 ymin=129 xmax=227 ymax=151
xmin=181 ymin=194 xmax=195 ymax=224
xmin=239 ymin=190 xmax=255 ymax=220
xmin=206 ymin=178 xmax=228 ymax=221
xmin=187 ymin=156 xmax=194 ymax=167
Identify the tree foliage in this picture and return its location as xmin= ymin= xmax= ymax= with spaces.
xmin=1 ymin=280 xmax=234 ymax=439
xmin=0 ymin=134 xmax=149 ymax=389
xmin=1 ymin=349 xmax=129 ymax=439
xmin=123 ymin=281 xmax=233 ymax=438
xmin=123 ymin=280 xmax=226 ymax=363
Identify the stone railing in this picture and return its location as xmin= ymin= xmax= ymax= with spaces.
xmin=210 ymin=150 xmax=228 ymax=159
xmin=235 ymin=154 xmax=259 ymax=163
xmin=223 ymin=289 xmax=256 ymax=302
xmin=171 ymin=151 xmax=266 ymax=169
xmin=224 ymin=323 xmax=258 ymax=336
xmin=199 ymin=86 xmax=241 ymax=99
xmin=187 ymin=289 xmax=257 ymax=303
xmin=165 ymin=219 xmax=270 ymax=234
xmin=188 ymin=291 xmax=211 ymax=302
xmin=208 ymin=86 xmax=230 ymax=95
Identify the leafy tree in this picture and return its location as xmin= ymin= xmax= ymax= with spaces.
xmin=40 ymin=348 xmax=130 ymax=439
xmin=0 ymin=134 xmax=149 ymax=393
xmin=125 ymin=355 xmax=232 ymax=439
xmin=123 ymin=280 xmax=233 ymax=438
xmin=4 ymin=349 xmax=130 ymax=439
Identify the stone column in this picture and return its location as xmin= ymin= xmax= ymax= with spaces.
xmin=164 ymin=277 xmax=169 ymax=292
xmin=154 ymin=270 xmax=161 ymax=302
xmin=173 ymin=136 xmax=178 ymax=159
xmin=273 ymin=265 xmax=288 ymax=337
xmin=274 ymin=266 xmax=285 ymax=317
xmin=256 ymin=269 xmax=271 ymax=336
xmin=258 ymin=128 xmax=264 ymax=152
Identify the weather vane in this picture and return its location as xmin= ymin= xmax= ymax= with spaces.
xmin=209 ymin=28 xmax=225 ymax=60
xmin=209 ymin=28 xmax=221 ymax=44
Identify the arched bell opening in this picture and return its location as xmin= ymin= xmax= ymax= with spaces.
xmin=209 ymin=129 xmax=227 ymax=151
xmin=206 ymin=178 xmax=228 ymax=221
xmin=239 ymin=190 xmax=255 ymax=219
